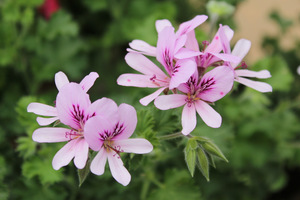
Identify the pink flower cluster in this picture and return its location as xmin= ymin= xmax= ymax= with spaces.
xmin=27 ymin=72 xmax=153 ymax=186
xmin=117 ymin=15 xmax=272 ymax=135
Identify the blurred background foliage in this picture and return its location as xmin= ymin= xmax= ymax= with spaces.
xmin=1 ymin=0 xmax=300 ymax=199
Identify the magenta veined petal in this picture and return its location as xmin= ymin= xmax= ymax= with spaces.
xmin=56 ymin=83 xmax=91 ymax=130
xmin=55 ymin=71 xmax=69 ymax=91
xmin=155 ymin=19 xmax=172 ymax=33
xmin=169 ymin=59 xmax=197 ymax=89
xmin=154 ymin=94 xmax=186 ymax=110
xmin=235 ymin=69 xmax=271 ymax=79
xmin=32 ymin=127 xmax=70 ymax=143
xmin=107 ymin=151 xmax=131 ymax=186
xmin=90 ymin=147 xmax=107 ymax=175
xmin=87 ymin=97 xmax=118 ymax=120
xmin=79 ymin=72 xmax=99 ymax=93
xmin=198 ymin=66 xmax=234 ymax=102
xmin=36 ymin=116 xmax=59 ymax=126
xmin=181 ymin=103 xmax=197 ymax=135
xmin=139 ymin=87 xmax=167 ymax=106
xmin=27 ymin=103 xmax=57 ymax=116
xmin=235 ymin=77 xmax=273 ymax=93
xmin=73 ymin=138 xmax=89 ymax=169
xmin=52 ymin=139 xmax=78 ymax=170
xmin=128 ymin=40 xmax=156 ymax=56
xmin=194 ymin=100 xmax=222 ymax=128
xmin=117 ymin=74 xmax=166 ymax=88
xmin=176 ymin=15 xmax=208 ymax=37
xmin=112 ymin=103 xmax=137 ymax=140
xmin=231 ymin=39 xmax=251 ymax=68
xmin=125 ymin=53 xmax=167 ymax=78
xmin=113 ymin=139 xmax=153 ymax=154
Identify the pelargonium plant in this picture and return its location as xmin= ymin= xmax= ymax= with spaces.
xmin=28 ymin=15 xmax=272 ymax=185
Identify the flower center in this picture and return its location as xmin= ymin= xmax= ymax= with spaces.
xmin=103 ymin=140 xmax=124 ymax=158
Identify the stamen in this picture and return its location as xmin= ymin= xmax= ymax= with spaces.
xmin=202 ymin=40 xmax=210 ymax=51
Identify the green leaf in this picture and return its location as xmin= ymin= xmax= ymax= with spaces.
xmin=78 ymin=157 xmax=91 ymax=187
xmin=196 ymin=148 xmax=210 ymax=181
xmin=202 ymin=141 xmax=228 ymax=162
xmin=184 ymin=140 xmax=197 ymax=177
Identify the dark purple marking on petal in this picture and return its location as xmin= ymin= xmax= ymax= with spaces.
xmin=98 ymin=122 xmax=125 ymax=141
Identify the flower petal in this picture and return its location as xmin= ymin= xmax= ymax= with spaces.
xmin=206 ymin=25 xmax=234 ymax=53
xmin=155 ymin=19 xmax=172 ymax=32
xmin=194 ymin=100 xmax=222 ymax=128
xmin=74 ymin=138 xmax=89 ymax=169
xmin=27 ymin=103 xmax=57 ymax=116
xmin=198 ymin=66 xmax=234 ymax=102
xmin=174 ymin=48 xmax=201 ymax=60
xmin=52 ymin=139 xmax=78 ymax=170
xmin=231 ymin=39 xmax=251 ymax=68
xmin=185 ymin=30 xmax=200 ymax=51
xmin=79 ymin=72 xmax=99 ymax=92
xmin=117 ymin=74 xmax=165 ymax=88
xmin=235 ymin=69 xmax=271 ymax=79
xmin=55 ymin=71 xmax=69 ymax=90
xmin=125 ymin=53 xmax=166 ymax=78
xmin=139 ymin=87 xmax=167 ymax=106
xmin=235 ymin=77 xmax=273 ymax=92
xmin=176 ymin=15 xmax=208 ymax=37
xmin=169 ymin=59 xmax=197 ymax=89
xmin=90 ymin=147 xmax=107 ymax=175
xmin=36 ymin=116 xmax=59 ymax=126
xmin=154 ymin=94 xmax=186 ymax=110
xmin=114 ymin=139 xmax=153 ymax=154
xmin=87 ymin=97 xmax=118 ymax=119
xmin=113 ymin=104 xmax=137 ymax=140
xmin=107 ymin=151 xmax=131 ymax=186
xmin=32 ymin=127 xmax=70 ymax=143
xmin=181 ymin=103 xmax=197 ymax=135
xmin=128 ymin=40 xmax=156 ymax=56
xmin=56 ymin=83 xmax=91 ymax=130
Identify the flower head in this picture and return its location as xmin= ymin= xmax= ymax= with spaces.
xmin=38 ymin=0 xmax=60 ymax=20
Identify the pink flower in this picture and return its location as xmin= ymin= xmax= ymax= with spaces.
xmin=128 ymin=15 xmax=208 ymax=57
xmin=185 ymin=24 xmax=239 ymax=68
xmin=226 ymin=39 xmax=272 ymax=92
xmin=154 ymin=66 xmax=234 ymax=135
xmin=38 ymin=0 xmax=60 ymax=20
xmin=27 ymin=71 xmax=99 ymax=126
xmin=84 ymin=103 xmax=153 ymax=186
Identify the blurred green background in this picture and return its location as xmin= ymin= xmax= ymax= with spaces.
xmin=1 ymin=0 xmax=300 ymax=199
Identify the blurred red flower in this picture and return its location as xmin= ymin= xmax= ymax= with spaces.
xmin=38 ymin=0 xmax=60 ymax=20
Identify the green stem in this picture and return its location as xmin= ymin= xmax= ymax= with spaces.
xmin=158 ymin=132 xmax=193 ymax=140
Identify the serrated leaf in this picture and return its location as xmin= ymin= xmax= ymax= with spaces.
xmin=202 ymin=141 xmax=228 ymax=162
xmin=196 ymin=148 xmax=210 ymax=181
xmin=184 ymin=146 xmax=196 ymax=177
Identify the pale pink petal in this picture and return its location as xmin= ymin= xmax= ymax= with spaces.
xmin=32 ymin=127 xmax=70 ymax=143
xmin=125 ymin=53 xmax=166 ymax=77
xmin=174 ymin=48 xmax=202 ymax=59
xmin=87 ymin=97 xmax=118 ymax=119
xmin=113 ymin=104 xmax=137 ymax=140
xmin=185 ymin=30 xmax=200 ymax=51
xmin=55 ymin=71 xmax=69 ymax=90
xmin=169 ymin=59 xmax=197 ymax=89
xmin=210 ymin=52 xmax=240 ymax=63
xmin=84 ymin=116 xmax=110 ymax=151
xmin=218 ymin=24 xmax=231 ymax=54
xmin=56 ymin=83 xmax=91 ymax=130
xmin=113 ymin=139 xmax=153 ymax=154
xmin=107 ymin=151 xmax=131 ymax=186
xmin=231 ymin=39 xmax=251 ymax=68
xmin=90 ymin=147 xmax=107 ymax=175
xmin=117 ymin=74 xmax=166 ymax=88
xmin=74 ymin=138 xmax=89 ymax=169
xmin=79 ymin=72 xmax=99 ymax=92
xmin=156 ymin=26 xmax=176 ymax=73
xmin=52 ymin=139 xmax=78 ymax=170
xmin=128 ymin=40 xmax=156 ymax=56
xmin=27 ymin=103 xmax=57 ymax=116
xmin=155 ymin=19 xmax=172 ymax=32
xmin=206 ymin=25 xmax=234 ymax=53
xmin=176 ymin=15 xmax=208 ymax=36
xmin=235 ymin=77 xmax=273 ymax=92
xmin=139 ymin=87 xmax=167 ymax=106
xmin=174 ymin=34 xmax=187 ymax=53
xmin=36 ymin=116 xmax=59 ymax=126
xmin=154 ymin=94 xmax=186 ymax=110
xmin=235 ymin=69 xmax=271 ymax=79
xmin=194 ymin=100 xmax=222 ymax=128
xmin=181 ymin=103 xmax=197 ymax=135
xmin=198 ymin=66 xmax=234 ymax=102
